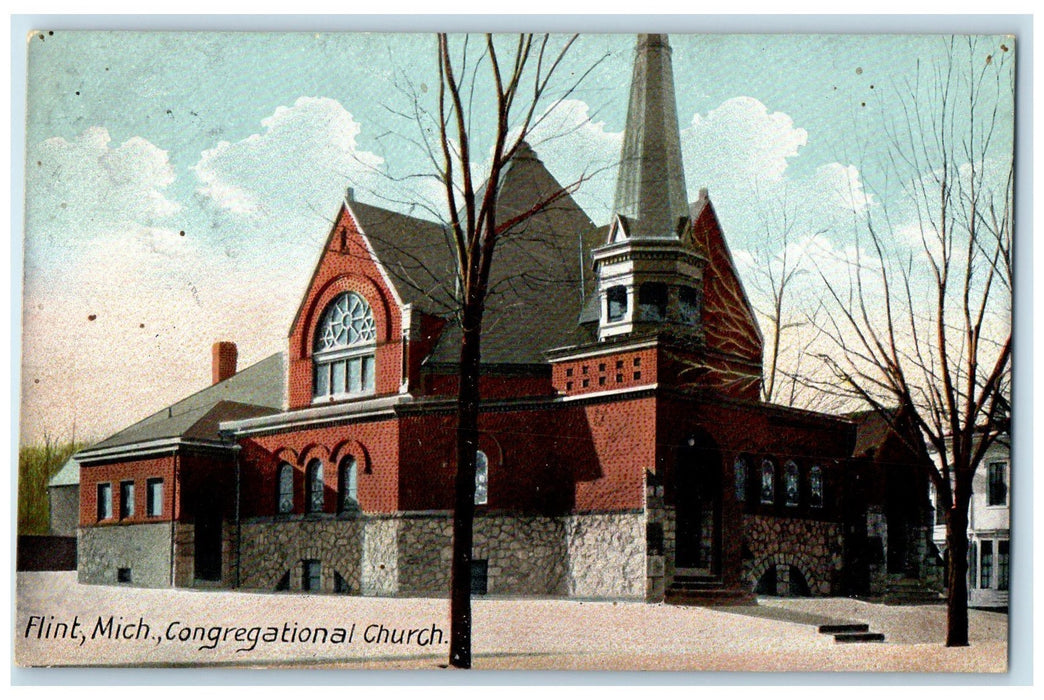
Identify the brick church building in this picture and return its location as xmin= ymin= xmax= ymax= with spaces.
xmin=74 ymin=34 xmax=938 ymax=603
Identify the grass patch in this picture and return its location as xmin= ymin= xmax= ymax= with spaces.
xmin=18 ymin=438 xmax=85 ymax=535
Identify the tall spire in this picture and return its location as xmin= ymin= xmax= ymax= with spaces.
xmin=611 ymin=33 xmax=690 ymax=239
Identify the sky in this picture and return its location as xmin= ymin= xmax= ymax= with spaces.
xmin=17 ymin=30 xmax=1015 ymax=445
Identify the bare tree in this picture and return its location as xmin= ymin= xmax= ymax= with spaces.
xmin=808 ymin=36 xmax=1013 ymax=646
xmin=745 ymin=186 xmax=830 ymax=407
xmin=429 ymin=33 xmax=598 ymax=669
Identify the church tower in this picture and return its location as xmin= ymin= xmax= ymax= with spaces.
xmin=594 ymin=34 xmax=706 ymax=342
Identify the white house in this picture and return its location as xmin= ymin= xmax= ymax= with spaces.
xmin=930 ymin=431 xmax=1010 ymax=609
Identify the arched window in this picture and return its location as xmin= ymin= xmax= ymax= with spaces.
xmin=339 ymin=456 xmax=359 ymax=513
xmin=306 ymin=459 xmax=324 ymax=513
xmin=784 ymin=461 xmax=801 ymax=506
xmin=277 ymin=463 xmax=294 ymax=515
xmin=733 ymin=456 xmax=748 ymax=502
xmin=606 ymin=286 xmax=628 ymax=323
xmin=809 ymin=465 xmax=824 ymax=508
xmin=313 ymin=292 xmax=377 ymax=400
xmin=638 ymin=282 xmax=667 ymax=322
xmin=760 ymin=460 xmax=775 ymax=504
xmin=474 ymin=450 xmax=489 ymax=505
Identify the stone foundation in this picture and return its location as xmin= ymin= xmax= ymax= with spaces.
xmin=743 ymin=514 xmax=843 ymax=595
xmin=235 ymin=510 xmax=644 ymax=599
xmin=78 ymin=523 xmax=173 ymax=588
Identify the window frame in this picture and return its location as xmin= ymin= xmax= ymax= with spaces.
xmin=606 ymin=285 xmax=628 ymax=323
xmin=302 ymin=559 xmax=321 ymax=592
xmin=809 ymin=465 xmax=825 ymax=509
xmin=338 ymin=456 xmax=359 ymax=513
xmin=637 ymin=282 xmax=668 ymax=322
xmin=312 ymin=292 xmax=377 ymax=402
xmin=997 ymin=540 xmax=1010 ymax=591
xmin=119 ymin=480 xmax=135 ymax=519
xmin=980 ymin=539 xmax=993 ymax=589
xmin=146 ymin=478 xmax=163 ymax=518
xmin=986 ymin=461 xmax=1008 ymax=507
xmin=97 ymin=482 xmax=113 ymax=521
xmin=733 ymin=456 xmax=748 ymax=503
xmin=474 ymin=450 xmax=489 ymax=506
xmin=306 ymin=459 xmax=325 ymax=514
xmin=783 ymin=461 xmax=801 ymax=507
xmin=760 ymin=460 xmax=775 ymax=505
xmin=276 ymin=463 xmax=294 ymax=515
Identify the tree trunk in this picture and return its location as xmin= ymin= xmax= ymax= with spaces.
xmin=449 ymin=302 xmax=482 ymax=669
xmin=944 ymin=490 xmax=971 ymax=647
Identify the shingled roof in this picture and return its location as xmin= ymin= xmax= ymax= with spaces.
xmin=425 ymin=141 xmax=600 ymax=366
xmin=348 ymin=200 xmax=459 ymax=315
xmin=80 ymin=353 xmax=285 ymax=456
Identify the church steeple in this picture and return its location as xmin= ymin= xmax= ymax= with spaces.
xmin=611 ymin=33 xmax=690 ymax=241
xmin=592 ymin=34 xmax=705 ymax=343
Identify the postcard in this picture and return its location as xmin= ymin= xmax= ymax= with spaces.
xmin=15 ymin=28 xmax=1013 ymax=672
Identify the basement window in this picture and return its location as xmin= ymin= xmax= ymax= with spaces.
xmin=302 ymin=560 xmax=321 ymax=592
xmin=117 ymin=568 xmax=132 ymax=583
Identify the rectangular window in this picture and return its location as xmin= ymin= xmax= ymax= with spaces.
xmin=302 ymin=560 xmax=321 ymax=592
xmin=987 ymin=462 xmax=1008 ymax=506
xmin=980 ymin=540 xmax=993 ymax=589
xmin=361 ymin=355 xmax=375 ymax=391
xmin=120 ymin=481 xmax=135 ymax=519
xmin=147 ymin=478 xmax=163 ymax=517
xmin=332 ymin=358 xmax=347 ymax=394
xmin=97 ymin=483 xmax=112 ymax=521
xmin=470 ymin=559 xmax=489 ymax=595
xmin=314 ymin=362 xmax=330 ymax=397
xmin=998 ymin=540 xmax=1010 ymax=591
xmin=117 ymin=568 xmax=132 ymax=583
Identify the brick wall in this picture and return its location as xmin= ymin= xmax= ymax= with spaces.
xmin=287 ymin=205 xmax=404 ymax=409
xmin=78 ymin=456 xmax=176 ymax=527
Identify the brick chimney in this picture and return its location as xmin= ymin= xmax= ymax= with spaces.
xmin=212 ymin=341 xmax=238 ymax=385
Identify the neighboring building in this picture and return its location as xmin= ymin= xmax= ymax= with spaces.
xmin=48 ymin=455 xmax=80 ymax=537
xmin=930 ymin=431 xmax=1010 ymax=609
xmin=73 ymin=34 xmax=935 ymax=603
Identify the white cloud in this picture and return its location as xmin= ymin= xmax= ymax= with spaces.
xmin=192 ymin=97 xmax=387 ymax=226
xmin=682 ymin=97 xmax=808 ymax=196
xmin=26 ymin=127 xmax=180 ymax=245
xmin=524 ymin=99 xmax=623 ymax=222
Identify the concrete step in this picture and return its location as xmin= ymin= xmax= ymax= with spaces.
xmin=834 ymin=632 xmax=886 ymax=643
xmin=817 ymin=623 xmax=869 ymax=634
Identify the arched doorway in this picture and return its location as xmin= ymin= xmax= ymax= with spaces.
xmin=674 ymin=430 xmax=722 ymax=575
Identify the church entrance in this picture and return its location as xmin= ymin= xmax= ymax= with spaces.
xmin=194 ymin=503 xmax=223 ymax=582
xmin=674 ymin=431 xmax=721 ymax=575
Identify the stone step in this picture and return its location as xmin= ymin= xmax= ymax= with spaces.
xmin=673 ymin=574 xmax=721 ymax=585
xmin=817 ymin=623 xmax=870 ymax=635
xmin=665 ymin=588 xmax=757 ymax=607
xmin=834 ymin=632 xmax=886 ymax=643
xmin=669 ymin=579 xmax=725 ymax=591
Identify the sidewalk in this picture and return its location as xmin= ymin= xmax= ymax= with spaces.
xmin=14 ymin=572 xmax=1007 ymax=672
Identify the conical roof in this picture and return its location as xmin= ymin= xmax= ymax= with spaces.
xmin=611 ymin=33 xmax=690 ymax=239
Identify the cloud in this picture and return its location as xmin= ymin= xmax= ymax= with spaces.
xmin=524 ymin=99 xmax=623 ymax=222
xmin=26 ymin=127 xmax=180 ymax=248
xmin=193 ymin=97 xmax=388 ymax=228
xmin=682 ymin=97 xmax=808 ymax=196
